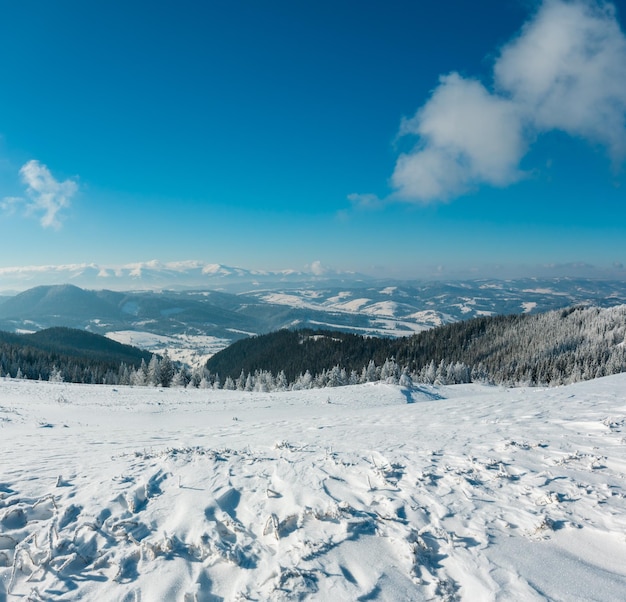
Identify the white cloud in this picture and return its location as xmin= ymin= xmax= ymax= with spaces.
xmin=392 ymin=74 xmax=526 ymax=201
xmin=496 ymin=0 xmax=626 ymax=161
xmin=19 ymin=160 xmax=78 ymax=228
xmin=357 ymin=0 xmax=626 ymax=205
xmin=309 ymin=260 xmax=328 ymax=276
xmin=0 ymin=196 xmax=24 ymax=215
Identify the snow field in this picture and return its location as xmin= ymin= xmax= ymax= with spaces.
xmin=1 ymin=377 xmax=625 ymax=600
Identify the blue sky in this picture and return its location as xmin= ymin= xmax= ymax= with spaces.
xmin=0 ymin=0 xmax=625 ymax=280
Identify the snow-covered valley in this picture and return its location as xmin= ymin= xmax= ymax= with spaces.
xmin=1 ymin=375 xmax=625 ymax=600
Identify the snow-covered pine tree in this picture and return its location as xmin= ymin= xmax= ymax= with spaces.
xmin=159 ymin=351 xmax=174 ymax=387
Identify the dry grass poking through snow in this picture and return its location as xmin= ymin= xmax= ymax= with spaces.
xmin=1 ymin=376 xmax=626 ymax=600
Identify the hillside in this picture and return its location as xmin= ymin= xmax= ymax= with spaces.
xmin=0 ymin=284 xmax=257 ymax=340
xmin=0 ymin=327 xmax=153 ymax=383
xmin=0 ymin=284 xmax=120 ymax=321
xmin=206 ymin=305 xmax=626 ymax=387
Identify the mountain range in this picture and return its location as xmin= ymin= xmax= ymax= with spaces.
xmin=1 ymin=277 xmax=626 ymax=367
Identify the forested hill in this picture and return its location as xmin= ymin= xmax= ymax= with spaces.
xmin=205 ymin=305 xmax=626 ymax=387
xmin=205 ymin=329 xmax=392 ymax=382
xmin=0 ymin=327 xmax=153 ymax=383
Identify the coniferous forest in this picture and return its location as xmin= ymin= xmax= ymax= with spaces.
xmin=205 ymin=305 xmax=626 ymax=388
xmin=0 ymin=327 xmax=153 ymax=384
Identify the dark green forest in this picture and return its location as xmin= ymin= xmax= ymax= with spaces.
xmin=206 ymin=305 xmax=626 ymax=388
xmin=0 ymin=327 xmax=153 ymax=383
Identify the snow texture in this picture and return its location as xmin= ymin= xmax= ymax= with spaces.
xmin=1 ymin=375 xmax=625 ymax=600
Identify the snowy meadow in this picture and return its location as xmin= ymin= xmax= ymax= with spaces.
xmin=1 ymin=375 xmax=625 ymax=600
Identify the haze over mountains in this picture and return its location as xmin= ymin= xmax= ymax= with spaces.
xmin=0 ymin=261 xmax=366 ymax=294
xmin=2 ymin=260 xmax=626 ymax=295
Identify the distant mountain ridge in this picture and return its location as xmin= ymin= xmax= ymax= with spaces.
xmin=0 ymin=284 xmax=121 ymax=321
xmin=0 ymin=284 xmax=256 ymax=338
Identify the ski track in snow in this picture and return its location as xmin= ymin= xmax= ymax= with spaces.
xmin=1 ymin=376 xmax=626 ymax=600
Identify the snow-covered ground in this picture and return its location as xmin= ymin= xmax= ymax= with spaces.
xmin=1 ymin=375 xmax=625 ymax=600
xmin=105 ymin=330 xmax=231 ymax=368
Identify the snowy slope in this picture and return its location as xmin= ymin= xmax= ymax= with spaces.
xmin=1 ymin=376 xmax=625 ymax=600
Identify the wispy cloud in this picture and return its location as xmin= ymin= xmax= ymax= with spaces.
xmin=346 ymin=192 xmax=385 ymax=210
xmin=4 ymin=160 xmax=79 ymax=228
xmin=0 ymin=196 xmax=23 ymax=216
xmin=353 ymin=0 xmax=626 ymax=205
